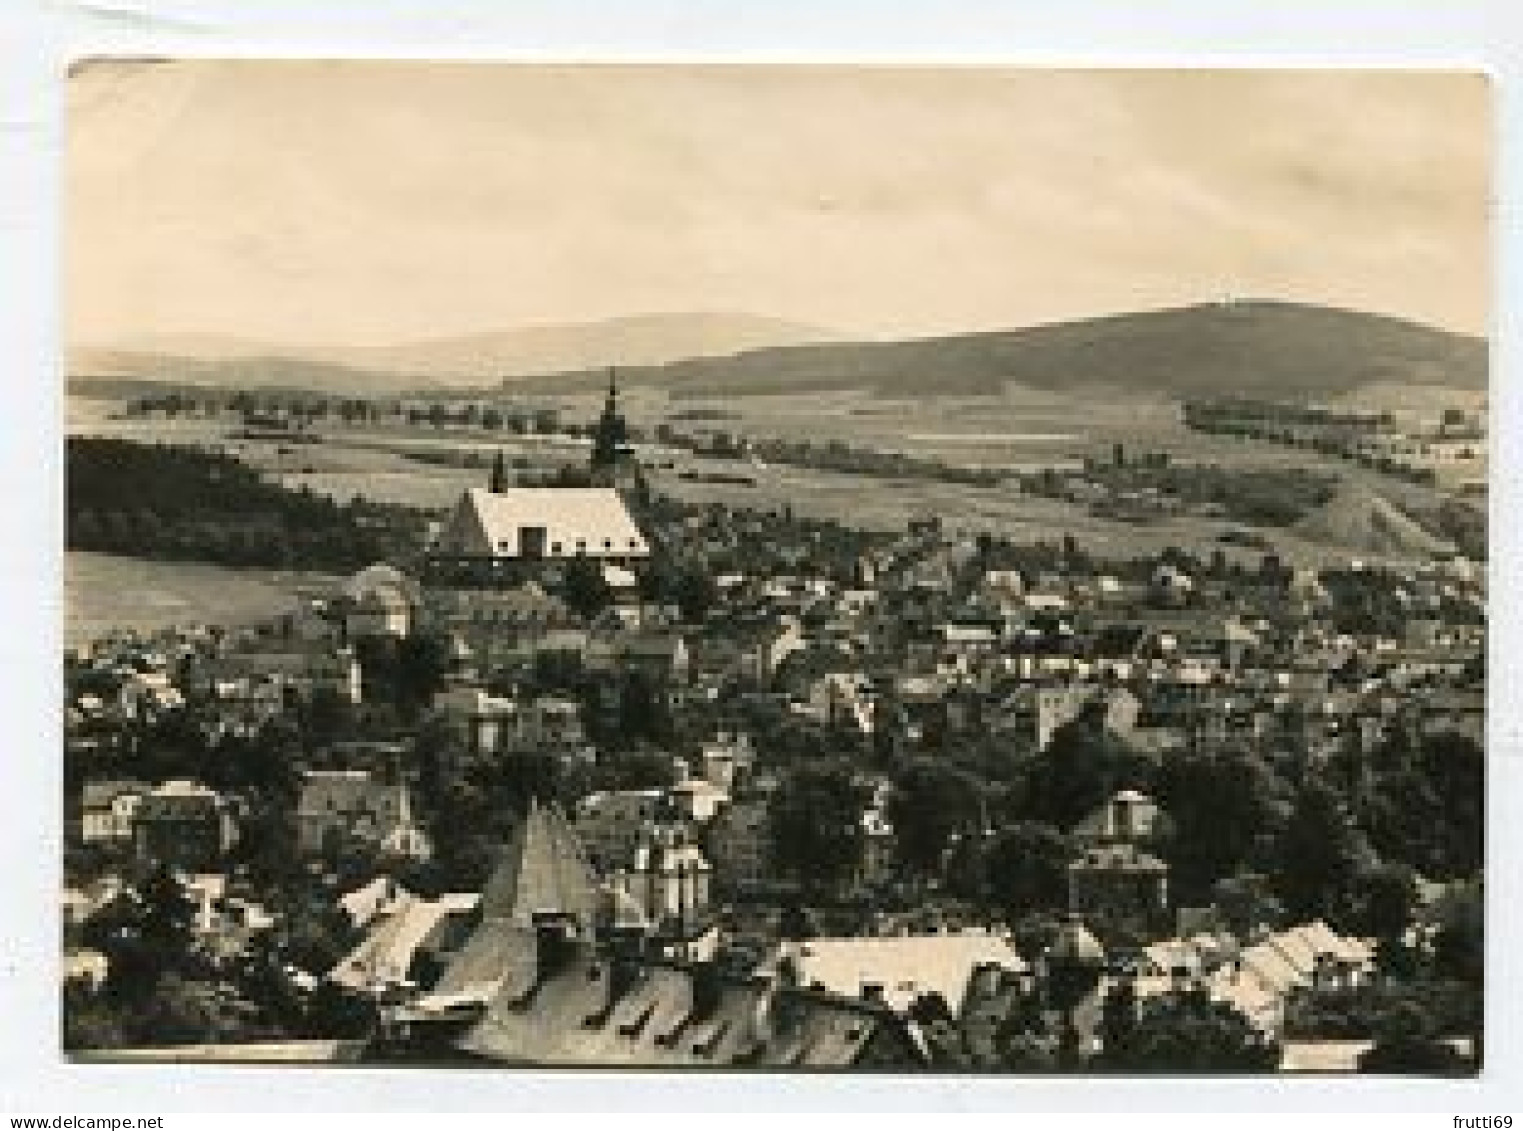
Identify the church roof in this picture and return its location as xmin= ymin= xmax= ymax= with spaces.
xmin=422 ymin=800 xmax=602 ymax=1008
xmin=454 ymin=957 xmax=922 ymax=1068
xmin=437 ymin=487 xmax=649 ymax=559
xmin=479 ymin=799 xmax=601 ymax=928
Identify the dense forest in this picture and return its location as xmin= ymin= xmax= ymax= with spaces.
xmin=66 ymin=437 xmax=424 ymax=572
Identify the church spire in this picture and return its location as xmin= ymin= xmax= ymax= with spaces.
xmin=591 ymin=366 xmax=628 ymax=477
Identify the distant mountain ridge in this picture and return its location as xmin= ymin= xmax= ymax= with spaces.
xmin=69 ymin=302 xmax=1485 ymax=403
xmin=69 ymin=312 xmax=843 ymax=394
xmin=506 ymin=301 xmax=1487 ymax=401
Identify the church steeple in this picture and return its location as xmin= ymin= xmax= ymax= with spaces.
xmin=591 ymin=366 xmax=629 ymax=480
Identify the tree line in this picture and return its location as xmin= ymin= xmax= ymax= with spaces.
xmin=66 ymin=437 xmax=423 ymax=572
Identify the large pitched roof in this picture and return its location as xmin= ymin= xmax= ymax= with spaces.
xmin=436 ymin=487 xmax=649 ymax=559
xmin=455 ymin=957 xmax=921 ymax=1069
xmin=479 ymin=799 xmax=601 ymax=928
xmin=421 ymin=801 xmax=602 ymax=1010
xmin=329 ymin=892 xmax=480 ymax=992
xmin=760 ymin=932 xmax=1027 ymax=1016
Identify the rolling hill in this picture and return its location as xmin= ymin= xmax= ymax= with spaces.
xmin=68 ymin=301 xmax=1485 ymax=404
xmin=1293 ymin=484 xmax=1458 ymax=559
xmin=506 ymin=301 xmax=1487 ymax=401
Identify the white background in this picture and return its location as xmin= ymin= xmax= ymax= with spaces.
xmin=0 ymin=0 xmax=1517 ymax=1115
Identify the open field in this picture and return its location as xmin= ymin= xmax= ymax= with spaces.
xmin=67 ymin=390 xmax=1478 ymax=571
xmin=66 ymin=551 xmax=335 ymax=648
xmin=646 ymin=461 xmax=1406 ymax=571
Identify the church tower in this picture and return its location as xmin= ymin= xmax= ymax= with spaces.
xmin=589 ymin=368 xmax=641 ymax=492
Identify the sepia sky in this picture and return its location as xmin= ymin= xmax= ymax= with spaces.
xmin=66 ymin=61 xmax=1491 ymax=348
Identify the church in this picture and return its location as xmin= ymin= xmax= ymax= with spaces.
xmin=425 ymin=372 xmax=651 ymax=586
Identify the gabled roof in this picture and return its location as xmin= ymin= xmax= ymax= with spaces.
xmin=454 ymin=954 xmax=923 ymax=1068
xmin=343 ymin=563 xmax=421 ymax=607
xmin=135 ymin=789 xmax=222 ymax=822
xmin=1047 ymin=916 xmax=1106 ymax=963
xmin=329 ymin=892 xmax=480 ymax=992
xmin=437 ymin=487 xmax=649 ymax=559
xmin=760 ymin=932 xmax=1026 ymax=1017
xmin=1238 ymin=940 xmax=1304 ymax=995
xmin=1072 ymin=790 xmax=1163 ymax=843
xmin=80 ymin=778 xmax=149 ymax=810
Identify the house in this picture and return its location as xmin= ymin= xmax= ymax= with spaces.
xmin=749 ymin=620 xmax=806 ymax=683
xmin=602 ymin=564 xmax=641 ymax=602
xmin=63 ymin=876 xmax=127 ymax=930
xmin=980 ymin=569 xmax=1025 ymax=600
xmin=618 ymin=633 xmax=691 ymax=686
xmin=605 ymin=827 xmax=715 ymax=956
xmin=518 ymin=696 xmax=589 ymax=753
xmin=406 ymin=801 xmax=925 ymax=1069
xmin=345 ymin=588 xmax=412 ymax=640
xmin=423 ymin=585 xmax=571 ymax=640
xmin=432 ymin=685 xmax=517 ymax=755
xmin=1132 ymin=920 xmax=1375 ymax=1039
xmin=937 ymin=622 xmax=1000 ymax=658
xmin=329 ymin=891 xmax=481 ymax=994
xmin=443 ymin=953 xmax=927 ymax=1069
xmin=64 ymin=949 xmax=110 ymax=991
xmin=338 ymin=875 xmax=410 ymax=931
xmin=418 ymin=798 xmax=605 ymax=1015
xmin=572 ymin=790 xmax=669 ymax=875
xmin=77 ymin=779 xmax=148 ymax=845
xmin=704 ymin=797 xmax=774 ymax=893
xmin=696 ymin=732 xmax=756 ymax=793
xmin=207 ymin=646 xmax=362 ymax=706
xmin=132 ymin=782 xmax=237 ymax=873
xmin=110 ymin=668 xmax=186 ymax=722
xmin=1067 ymin=844 xmax=1170 ymax=937
xmin=295 ymin=770 xmax=430 ymax=861
xmin=1072 ymin=789 xmax=1162 ymax=847
xmin=802 ymin=672 xmax=875 ymax=734
xmin=998 ymin=684 xmax=1088 ymax=752
xmin=1067 ymin=791 xmax=1171 ymax=938
xmin=668 ymin=764 xmax=730 ymax=824
xmin=760 ymin=930 xmax=1028 ymax=1019
xmin=432 ymin=687 xmax=590 ymax=760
